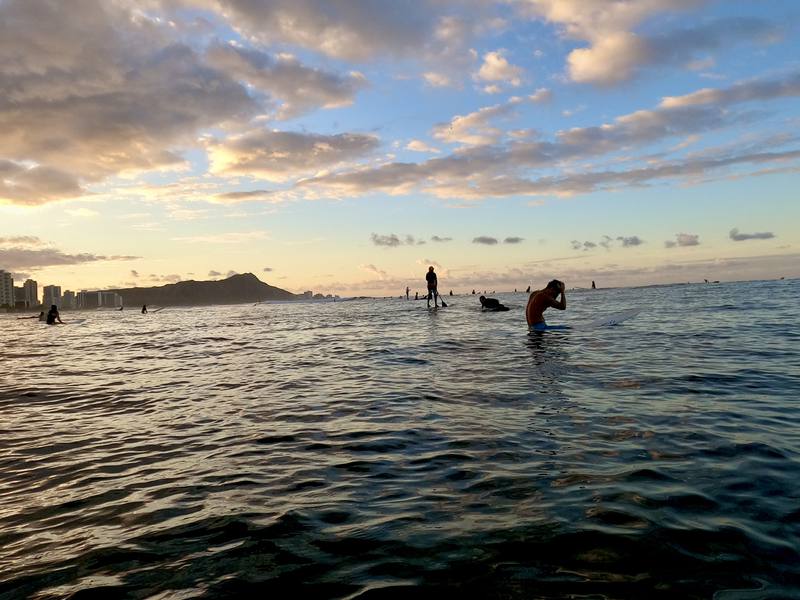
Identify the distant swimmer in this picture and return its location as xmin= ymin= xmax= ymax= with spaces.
xmin=591 ymin=280 xmax=596 ymax=289
xmin=526 ymin=280 xmax=567 ymax=331
xmin=472 ymin=289 xmax=476 ymax=295
xmin=425 ymin=266 xmax=439 ymax=308
xmin=46 ymin=305 xmax=63 ymax=325
xmin=142 ymin=304 xmax=147 ymax=314
xmin=118 ymin=306 xmax=124 ymax=311
xmin=415 ymin=291 xmax=419 ymax=300
xmin=526 ymin=285 xmax=531 ymax=293
xmin=479 ymin=296 xmax=509 ymax=312
xmin=449 ymin=290 xmax=453 ymax=296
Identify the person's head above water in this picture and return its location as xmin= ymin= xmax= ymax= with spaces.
xmin=546 ymin=280 xmax=563 ymax=296
xmin=479 ymin=295 xmax=486 ymax=304
xmin=428 ymin=266 xmax=434 ymax=272
xmin=50 ymin=304 xmax=58 ymax=311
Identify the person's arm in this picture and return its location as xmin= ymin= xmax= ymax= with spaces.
xmin=550 ymin=283 xmax=567 ymax=310
xmin=57 ymin=312 xmax=64 ymax=324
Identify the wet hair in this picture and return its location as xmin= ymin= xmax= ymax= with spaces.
xmin=479 ymin=295 xmax=486 ymax=302
xmin=50 ymin=304 xmax=58 ymax=310
xmin=546 ymin=280 xmax=562 ymax=290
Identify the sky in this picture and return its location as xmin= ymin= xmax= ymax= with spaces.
xmin=1 ymin=0 xmax=799 ymax=296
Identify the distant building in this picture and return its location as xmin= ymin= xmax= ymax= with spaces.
xmin=62 ymin=290 xmax=76 ymax=310
xmin=77 ymin=290 xmax=101 ymax=309
xmin=23 ymin=279 xmax=38 ymax=307
xmin=302 ymin=290 xmax=313 ymax=299
xmin=43 ymin=285 xmax=62 ymax=307
xmin=101 ymin=291 xmax=122 ymax=308
xmin=14 ymin=286 xmax=26 ymax=306
xmin=0 ymin=270 xmax=14 ymax=307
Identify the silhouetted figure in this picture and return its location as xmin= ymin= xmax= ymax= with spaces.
xmin=480 ymin=296 xmax=509 ymax=312
xmin=472 ymin=289 xmax=476 ymax=295
xmin=46 ymin=305 xmax=63 ymax=325
xmin=406 ymin=286 xmax=410 ymax=300
xmin=591 ymin=280 xmax=596 ymax=289
xmin=425 ymin=266 xmax=439 ymax=308
xmin=415 ymin=291 xmax=418 ymax=300
xmin=526 ymin=280 xmax=567 ymax=331
xmin=526 ymin=285 xmax=531 ymax=293
xmin=118 ymin=306 xmax=124 ymax=311
xmin=142 ymin=304 xmax=148 ymax=314
xmin=449 ymin=290 xmax=453 ymax=296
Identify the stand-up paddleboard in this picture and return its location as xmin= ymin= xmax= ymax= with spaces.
xmin=588 ymin=308 xmax=641 ymax=328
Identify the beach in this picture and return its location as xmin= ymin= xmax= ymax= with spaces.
xmin=1 ymin=278 xmax=799 ymax=598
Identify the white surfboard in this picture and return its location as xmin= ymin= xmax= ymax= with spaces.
xmin=588 ymin=308 xmax=641 ymax=328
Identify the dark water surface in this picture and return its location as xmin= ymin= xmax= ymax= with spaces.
xmin=2 ymin=279 xmax=799 ymax=599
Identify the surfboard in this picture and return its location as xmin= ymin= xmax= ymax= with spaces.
xmin=588 ymin=308 xmax=641 ymax=328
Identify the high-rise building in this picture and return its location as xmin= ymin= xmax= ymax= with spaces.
xmin=0 ymin=270 xmax=14 ymax=307
xmin=100 ymin=291 xmax=122 ymax=308
xmin=42 ymin=285 xmax=62 ymax=307
xmin=77 ymin=290 xmax=101 ymax=309
xmin=23 ymin=279 xmax=38 ymax=307
xmin=62 ymin=290 xmax=76 ymax=310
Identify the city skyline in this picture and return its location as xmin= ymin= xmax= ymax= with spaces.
xmin=1 ymin=0 xmax=799 ymax=295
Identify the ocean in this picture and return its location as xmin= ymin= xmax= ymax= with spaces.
xmin=1 ymin=279 xmax=799 ymax=599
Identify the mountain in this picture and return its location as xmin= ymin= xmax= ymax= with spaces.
xmin=110 ymin=273 xmax=297 ymax=306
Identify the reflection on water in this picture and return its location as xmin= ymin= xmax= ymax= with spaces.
xmin=1 ymin=279 xmax=799 ymax=598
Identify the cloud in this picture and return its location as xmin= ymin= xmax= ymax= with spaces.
xmin=475 ymin=50 xmax=523 ymax=87
xmin=173 ymin=231 xmax=267 ymax=244
xmin=371 ymin=233 xmax=402 ymax=247
xmin=572 ymin=18 xmax=779 ymax=85
xmin=0 ymin=0 xmax=257 ymax=203
xmin=370 ymin=233 xmax=423 ymax=247
xmin=0 ymin=161 xmax=83 ymax=206
xmin=301 ymin=71 xmax=800 ymax=201
xmin=599 ymin=235 xmax=614 ymax=250
xmin=660 ymin=71 xmax=800 ymax=109
xmin=406 ymin=140 xmax=440 ymax=154
xmin=665 ymin=232 xmax=701 ymax=248
xmin=529 ymin=88 xmax=553 ymax=103
xmin=729 ymin=228 xmax=775 ymax=242
xmin=360 ymin=263 xmax=388 ymax=280
xmin=213 ymin=190 xmax=275 ymax=203
xmin=617 ymin=235 xmax=644 ymax=247
xmin=185 ymin=0 xmax=472 ymax=62
xmin=205 ymin=44 xmax=367 ymax=119
xmin=504 ymin=236 xmax=524 ymax=244
xmin=431 ymin=235 xmax=453 ymax=243
xmin=130 ymin=270 xmax=139 ymax=278
xmin=521 ymin=1 xmax=777 ymax=85
xmin=0 ymin=238 xmax=138 ymax=270
xmin=571 ymin=240 xmax=597 ymax=251
xmin=226 ymin=270 xmax=238 ymax=278
xmin=263 ymin=267 xmax=274 ymax=272
xmin=432 ymin=95 xmax=530 ymax=146
xmin=208 ymin=129 xmax=379 ymax=181
xmin=208 ymin=270 xmax=222 ymax=277
xmin=423 ymin=72 xmax=453 ymax=88
xmin=473 ymin=236 xmax=499 ymax=245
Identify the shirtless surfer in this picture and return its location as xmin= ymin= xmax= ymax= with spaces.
xmin=526 ymin=280 xmax=567 ymax=330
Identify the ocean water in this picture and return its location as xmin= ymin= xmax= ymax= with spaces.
xmin=1 ymin=279 xmax=799 ymax=599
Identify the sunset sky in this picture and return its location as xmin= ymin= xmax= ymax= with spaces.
xmin=1 ymin=0 xmax=798 ymax=296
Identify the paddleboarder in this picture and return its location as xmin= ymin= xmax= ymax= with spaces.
xmin=425 ymin=266 xmax=439 ymax=308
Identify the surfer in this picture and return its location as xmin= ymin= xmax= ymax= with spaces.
xmin=526 ymin=280 xmax=567 ymax=330
xmin=141 ymin=304 xmax=147 ymax=314
xmin=425 ymin=266 xmax=439 ymax=308
xmin=479 ymin=296 xmax=509 ymax=312
xmin=45 ymin=305 xmax=63 ymax=325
